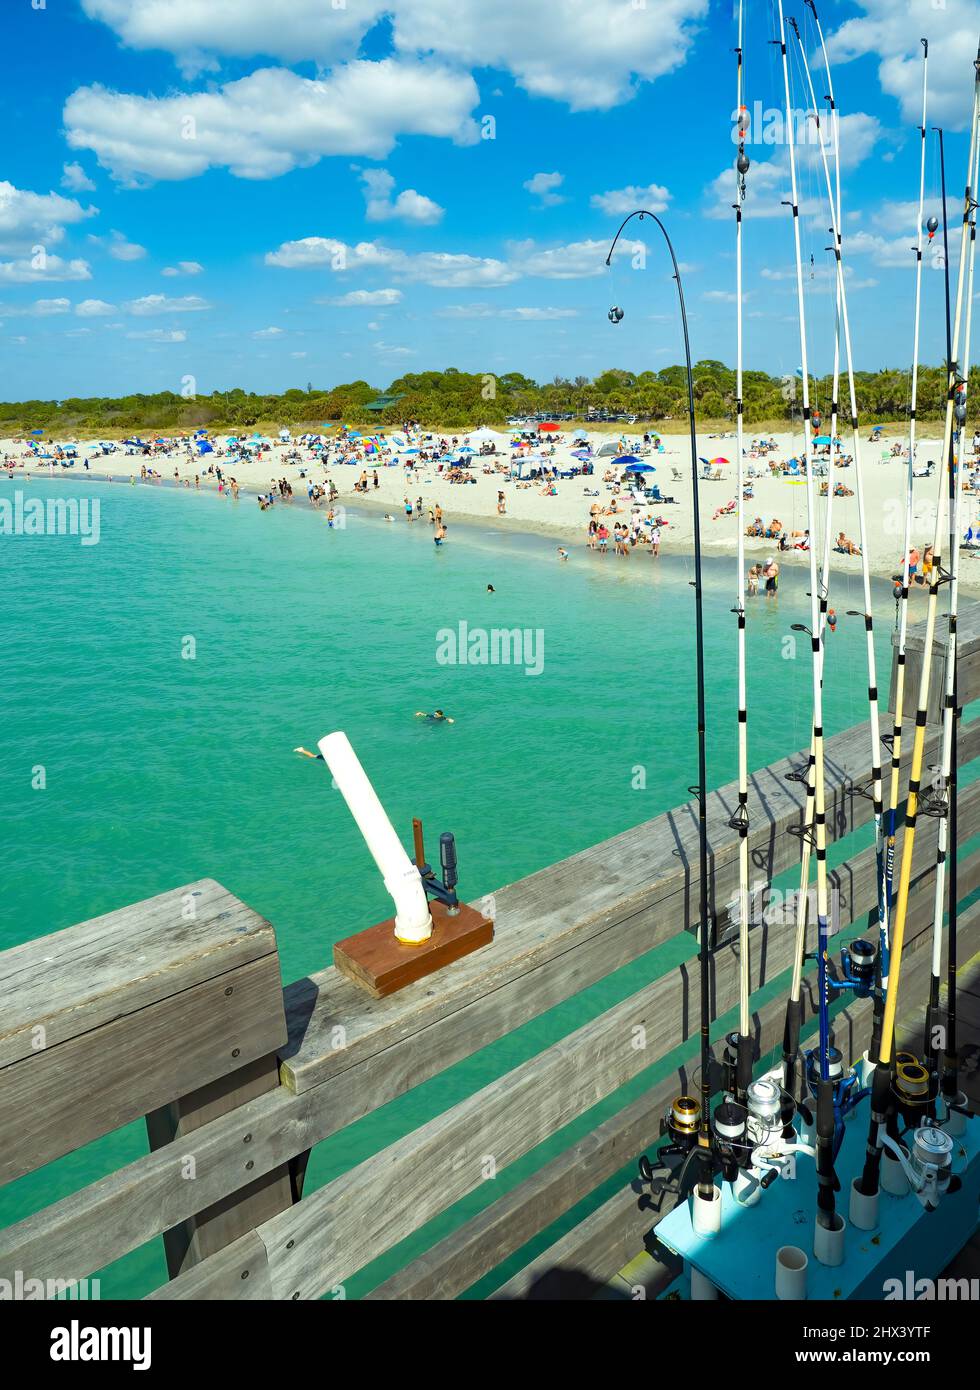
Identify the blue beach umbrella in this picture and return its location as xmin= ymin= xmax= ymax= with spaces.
xmin=30 ymin=428 xmax=44 ymax=436
xmin=613 ymin=454 xmax=642 ymax=465
xmin=625 ymin=462 xmax=656 ymax=474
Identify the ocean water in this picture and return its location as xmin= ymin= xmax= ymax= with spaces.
xmin=0 ymin=479 xmax=898 ymax=1296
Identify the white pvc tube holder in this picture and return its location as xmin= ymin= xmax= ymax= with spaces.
xmin=849 ymin=1177 xmax=879 ymax=1232
xmin=690 ymin=1265 xmax=718 ymax=1301
xmin=857 ymin=1055 xmax=876 ymax=1088
xmin=734 ymin=1166 xmax=762 ymax=1207
xmin=813 ymin=1212 xmax=846 ymax=1267
xmin=881 ymin=1147 xmax=911 ymax=1197
xmin=319 ymin=732 xmax=433 ymax=944
xmin=691 ymin=1184 xmax=722 ymax=1237
xmin=775 ymin=1245 xmax=808 ymax=1301
xmin=941 ymin=1094 xmax=968 ymax=1138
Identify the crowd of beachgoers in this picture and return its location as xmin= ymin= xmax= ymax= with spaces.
xmin=4 ymin=417 xmax=980 ymax=589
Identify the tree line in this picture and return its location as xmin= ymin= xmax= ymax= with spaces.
xmin=2 ymin=362 xmax=974 ymax=435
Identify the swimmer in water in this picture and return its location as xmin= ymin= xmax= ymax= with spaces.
xmin=487 ymin=584 xmax=495 ymax=593
xmin=415 ymin=709 xmax=454 ymax=723
xmin=557 ymin=547 xmax=569 ymax=561
xmin=294 ymin=746 xmax=324 ymax=760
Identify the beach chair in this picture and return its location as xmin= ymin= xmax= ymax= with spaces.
xmin=671 ymin=467 xmax=684 ymax=481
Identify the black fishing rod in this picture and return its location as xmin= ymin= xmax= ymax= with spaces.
xmin=606 ymin=211 xmax=716 ymax=1202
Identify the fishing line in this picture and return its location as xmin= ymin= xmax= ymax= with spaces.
xmin=857 ymin=46 xmax=980 ymax=1204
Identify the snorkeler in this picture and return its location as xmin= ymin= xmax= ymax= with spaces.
xmin=415 ymin=709 xmax=455 ymax=723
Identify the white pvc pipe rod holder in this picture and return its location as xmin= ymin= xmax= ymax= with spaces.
xmin=775 ymin=1246 xmax=808 ymax=1300
xmin=881 ymin=1147 xmax=911 ymax=1197
xmin=942 ymin=1094 xmax=968 ymax=1138
xmin=813 ymin=1212 xmax=846 ymax=1267
xmin=692 ymin=1185 xmax=722 ymax=1237
xmin=849 ymin=1177 xmax=878 ymax=1232
xmin=319 ymin=732 xmax=433 ymax=944
xmin=690 ymin=1266 xmax=718 ymax=1301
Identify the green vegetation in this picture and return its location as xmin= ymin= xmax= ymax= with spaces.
xmin=2 ymin=363 xmax=975 ymax=436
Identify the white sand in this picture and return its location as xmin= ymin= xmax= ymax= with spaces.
xmin=5 ymin=426 xmax=979 ymax=593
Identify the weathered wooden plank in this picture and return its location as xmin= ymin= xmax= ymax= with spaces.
xmin=281 ymin=715 xmax=980 ymax=1095
xmin=0 ymin=879 xmax=276 ymax=1067
xmin=146 ymin=1054 xmax=297 ymax=1279
xmin=890 ymin=606 xmax=980 ymax=724
xmin=145 ymin=1232 xmax=272 ymax=1301
xmin=0 ymin=954 xmax=287 ymax=1186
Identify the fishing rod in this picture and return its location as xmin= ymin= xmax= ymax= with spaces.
xmin=775 ymin=0 xmax=840 ymax=1257
xmin=885 ymin=42 xmax=929 ymax=1058
xmin=728 ymin=0 xmax=754 ymax=1109
xmin=857 ymin=46 xmax=980 ymax=1208
xmin=605 ymin=212 xmax=718 ymax=1212
xmin=779 ymin=1 xmax=845 ymax=1117
xmin=926 ymin=130 xmax=977 ymax=1119
xmin=795 ymin=3 xmax=887 ymax=1061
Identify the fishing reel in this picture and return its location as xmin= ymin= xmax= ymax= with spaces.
xmin=636 ymin=1097 xmax=704 ymax=1209
xmin=722 ymin=1030 xmax=756 ymax=1102
xmin=838 ymin=936 xmax=878 ymax=1000
xmin=803 ymin=1047 xmax=867 ymax=1158
xmin=880 ymin=1124 xmax=960 ymax=1212
xmin=892 ymin=1051 xmax=933 ymax=1120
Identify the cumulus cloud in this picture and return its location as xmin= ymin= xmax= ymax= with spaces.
xmin=61 ymin=162 xmax=96 ymax=193
xmin=125 ymin=293 xmax=211 ymax=315
xmin=268 ymin=234 xmax=642 ymax=286
xmin=0 ymin=298 xmax=71 ymax=317
xmin=590 ymin=183 xmax=670 ymax=217
xmin=75 ymin=298 xmax=117 ymax=315
xmin=524 ymin=172 xmax=565 ymax=207
xmin=64 ymin=63 xmax=480 ymax=184
xmin=161 ymin=260 xmax=204 ymax=276
xmin=826 ymin=0 xmax=980 ymax=130
xmin=93 ymin=229 xmax=147 ymax=260
xmin=126 ymin=328 xmax=186 ymax=341
xmin=330 ymin=288 xmax=403 ymax=306
xmin=81 ymin=0 xmax=708 ymax=112
xmin=0 ymin=181 xmax=96 ymax=255
xmin=437 ymin=304 xmax=579 ymax=319
xmin=252 ymin=326 xmax=284 ymax=338
xmin=0 ymin=255 xmax=92 ymax=283
xmin=358 ymin=168 xmax=444 ymax=225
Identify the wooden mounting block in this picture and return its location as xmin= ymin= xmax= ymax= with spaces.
xmin=333 ymin=901 xmax=494 ymax=998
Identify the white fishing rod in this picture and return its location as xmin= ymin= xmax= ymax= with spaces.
xmin=795 ymin=4 xmax=887 ymax=1036
xmin=927 ymin=122 xmax=979 ymax=1108
xmin=857 ymin=46 xmax=980 ymax=1208
xmin=887 ymin=41 xmax=929 ymax=1048
xmin=730 ymin=0 xmax=754 ymax=1107
xmin=775 ymin=0 xmax=840 ymax=1256
xmin=780 ymin=7 xmax=843 ymax=1114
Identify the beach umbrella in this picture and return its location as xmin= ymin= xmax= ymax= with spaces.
xmin=625 ymin=462 xmax=656 ymax=474
xmin=457 ymin=445 xmax=476 ymax=454
xmin=539 ymin=422 xmax=559 ymax=432
xmin=613 ymin=454 xmax=642 ymax=465
xmin=572 ymin=427 xmax=588 ymax=438
xmin=571 ymin=449 xmax=592 ymax=460
xmin=710 ymin=456 xmax=731 ymax=465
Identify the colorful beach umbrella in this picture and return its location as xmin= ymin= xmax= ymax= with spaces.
xmin=539 ymin=422 xmax=559 ymax=432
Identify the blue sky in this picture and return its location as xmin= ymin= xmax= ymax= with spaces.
xmin=1 ymin=0 xmax=978 ymax=400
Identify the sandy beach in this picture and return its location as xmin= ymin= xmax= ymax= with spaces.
xmin=5 ymin=425 xmax=979 ymax=595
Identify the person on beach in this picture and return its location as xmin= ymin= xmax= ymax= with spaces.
xmin=434 ymin=524 xmax=447 ymax=546
xmin=836 ymin=531 xmax=861 ymax=556
xmin=597 ymin=524 xmax=609 ymax=554
xmin=650 ymin=524 xmax=661 ymax=558
xmin=434 ymin=503 xmax=443 ymax=528
xmin=762 ymin=557 xmax=779 ymax=596
xmin=404 ymin=497 xmax=413 ymax=520
xmin=497 ymin=490 xmax=506 ymax=515
xmin=558 ymin=547 xmax=569 ymax=561
xmin=747 ymin=563 xmax=759 ymax=596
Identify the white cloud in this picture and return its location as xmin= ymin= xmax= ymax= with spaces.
xmin=290 ymin=350 xmax=308 ymax=358
xmin=375 ymin=341 xmax=415 ymax=356
xmin=438 ymin=304 xmax=579 ymax=319
xmin=125 ymin=293 xmax=211 ymax=315
xmin=107 ymin=229 xmax=147 ymax=260
xmin=703 ymin=290 xmax=738 ymax=303
xmin=330 ymin=288 xmax=403 ymax=306
xmin=0 ymin=181 xmax=96 ymax=255
xmin=64 ymin=62 xmax=480 ymax=184
xmin=590 ymin=183 xmax=670 ymax=216
xmin=359 ymin=168 xmax=444 ymax=225
xmin=0 ymin=297 xmax=71 ymax=317
xmin=826 ymin=0 xmax=980 ymax=130
xmin=524 ymin=172 xmax=565 ymax=207
xmin=61 ymin=162 xmax=96 ymax=193
xmin=0 ymin=255 xmax=92 ymax=283
xmin=75 ymin=298 xmax=117 ymax=316
xmin=81 ymin=0 xmax=709 ymax=112
xmin=268 ymin=235 xmax=642 ymax=286
xmin=252 ymin=326 xmax=284 ymax=338
xmin=126 ymin=328 xmax=186 ymax=341
xmin=161 ymin=260 xmax=204 ymax=276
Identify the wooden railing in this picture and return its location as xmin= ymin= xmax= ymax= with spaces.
xmin=2 ymin=608 xmax=979 ymax=1300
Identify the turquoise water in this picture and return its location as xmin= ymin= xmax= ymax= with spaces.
xmin=0 ymin=479 xmax=897 ymax=1295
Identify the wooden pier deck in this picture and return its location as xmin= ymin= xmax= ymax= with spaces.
xmin=1 ymin=606 xmax=978 ymax=1300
